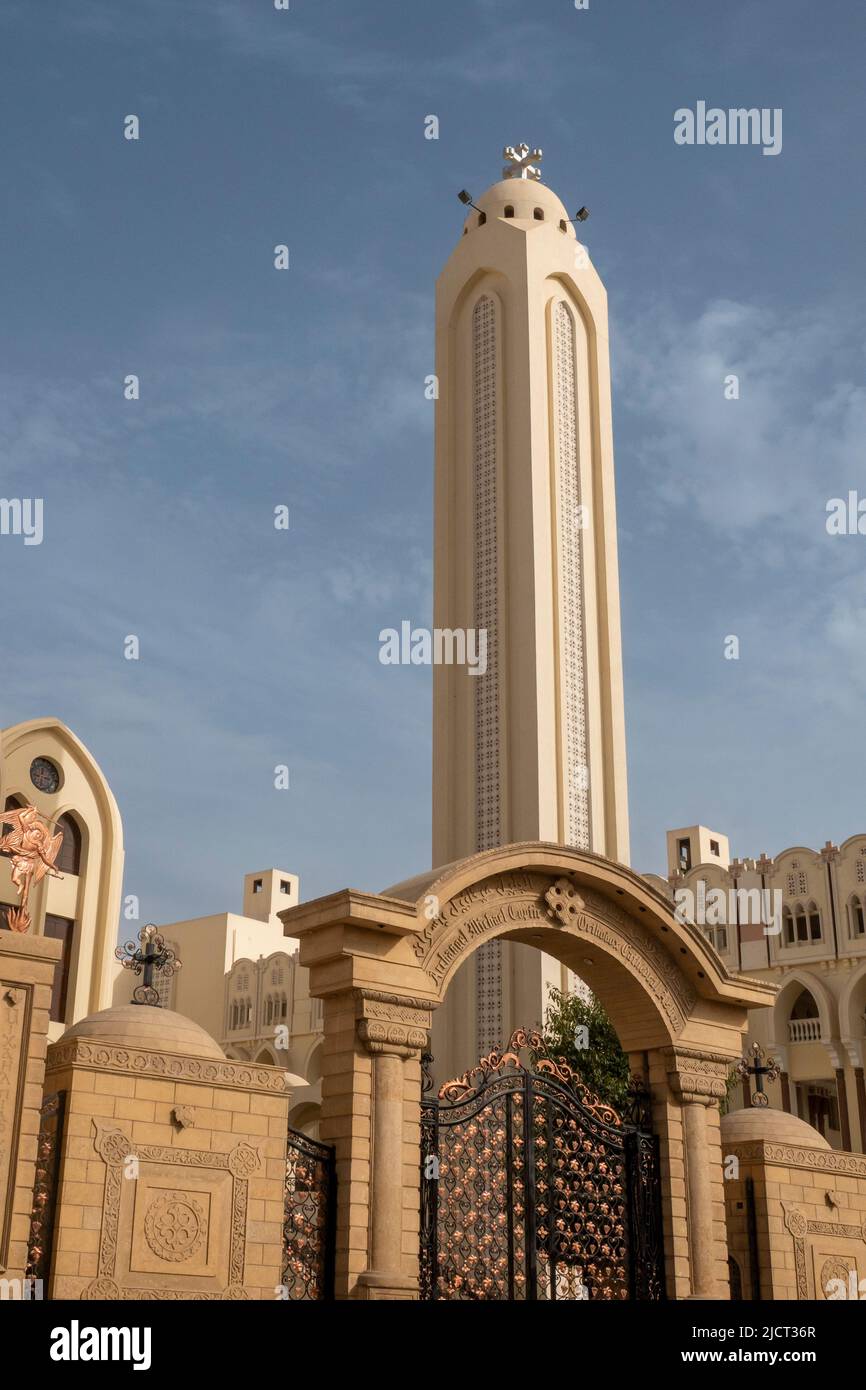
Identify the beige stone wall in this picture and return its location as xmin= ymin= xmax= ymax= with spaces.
xmin=43 ymin=1036 xmax=289 ymax=1300
xmin=0 ymin=932 xmax=61 ymax=1282
xmin=725 ymin=1141 xmax=866 ymax=1299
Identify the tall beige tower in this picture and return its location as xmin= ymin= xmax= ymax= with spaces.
xmin=431 ymin=147 xmax=629 ymax=1073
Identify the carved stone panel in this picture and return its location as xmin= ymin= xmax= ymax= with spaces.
xmin=783 ymin=1204 xmax=866 ymax=1299
xmin=84 ymin=1120 xmax=259 ymax=1300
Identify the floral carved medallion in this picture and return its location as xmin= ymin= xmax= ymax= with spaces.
xmin=143 ymin=1192 xmax=207 ymax=1264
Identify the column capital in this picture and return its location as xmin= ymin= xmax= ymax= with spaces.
xmin=663 ymin=1046 xmax=731 ymax=1105
xmin=354 ymin=989 xmax=432 ymax=1057
xmin=839 ymin=1036 xmax=865 ymax=1070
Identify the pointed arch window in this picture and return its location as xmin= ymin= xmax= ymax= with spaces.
xmin=55 ymin=813 xmax=82 ymax=875
xmin=848 ymin=895 xmax=865 ymax=938
xmin=1 ymin=796 xmax=26 ymax=859
xmin=788 ymin=987 xmax=821 ymax=1042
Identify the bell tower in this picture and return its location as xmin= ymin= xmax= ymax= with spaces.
xmin=431 ymin=146 xmax=629 ymax=1068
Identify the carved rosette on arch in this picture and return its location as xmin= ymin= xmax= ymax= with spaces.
xmin=354 ymin=989 xmax=432 ymax=1057
xmin=411 ymin=870 xmax=696 ymax=1033
xmin=663 ymin=1047 xmax=732 ymax=1106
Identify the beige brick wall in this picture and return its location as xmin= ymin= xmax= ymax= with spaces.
xmin=44 ymin=1038 xmax=289 ymax=1300
xmin=724 ymin=1142 xmax=866 ymax=1300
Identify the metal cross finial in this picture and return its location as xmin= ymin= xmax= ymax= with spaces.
xmin=735 ymin=1041 xmax=781 ymax=1108
xmin=502 ymin=142 xmax=543 ymax=181
xmin=115 ymin=924 xmax=182 ymax=1007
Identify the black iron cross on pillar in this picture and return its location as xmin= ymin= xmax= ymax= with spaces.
xmin=736 ymin=1041 xmax=781 ymax=1107
xmin=115 ymin=924 xmax=182 ymax=1007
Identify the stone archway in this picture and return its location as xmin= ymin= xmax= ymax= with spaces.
xmin=282 ymin=843 xmax=776 ymax=1301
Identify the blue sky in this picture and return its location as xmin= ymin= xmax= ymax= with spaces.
xmin=1 ymin=0 xmax=864 ymax=926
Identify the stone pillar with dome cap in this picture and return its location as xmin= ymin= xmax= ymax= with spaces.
xmin=721 ymin=1105 xmax=866 ymax=1300
xmin=38 ymin=1003 xmax=290 ymax=1299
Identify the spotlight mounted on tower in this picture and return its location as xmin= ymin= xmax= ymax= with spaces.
xmin=569 ymin=206 xmax=590 ymax=223
xmin=457 ymin=189 xmax=483 ymax=213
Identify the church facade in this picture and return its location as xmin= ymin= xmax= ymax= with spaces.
xmin=654 ymin=823 xmax=866 ymax=1153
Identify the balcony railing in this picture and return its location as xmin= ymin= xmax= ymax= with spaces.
xmin=788 ymin=1017 xmax=821 ymax=1043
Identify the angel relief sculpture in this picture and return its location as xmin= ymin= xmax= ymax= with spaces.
xmin=0 ymin=804 xmax=64 ymax=932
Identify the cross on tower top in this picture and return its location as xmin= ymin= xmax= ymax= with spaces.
xmin=502 ymin=143 xmax=543 ymax=181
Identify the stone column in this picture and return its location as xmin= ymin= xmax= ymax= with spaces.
xmin=353 ymin=990 xmax=430 ymax=1301
xmin=664 ymin=1047 xmax=731 ymax=1300
xmin=854 ymin=1067 xmax=866 ymax=1154
xmin=834 ymin=1067 xmax=852 ymax=1150
xmin=839 ymin=1041 xmax=866 ymax=1154
xmin=780 ymin=1071 xmax=792 ymax=1114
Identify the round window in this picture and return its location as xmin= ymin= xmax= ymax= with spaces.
xmin=30 ymin=757 xmax=61 ymax=794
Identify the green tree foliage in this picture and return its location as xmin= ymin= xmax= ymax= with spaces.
xmin=542 ymin=987 xmax=631 ymax=1111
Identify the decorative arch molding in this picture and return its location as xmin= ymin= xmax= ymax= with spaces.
xmin=0 ymin=717 xmax=124 ymax=1020
xmin=1 ymin=718 xmax=123 ymax=846
xmin=838 ymin=961 xmax=866 ymax=1041
xmin=412 ymin=867 xmax=695 ymax=1040
xmin=287 ymin=1102 xmax=322 ymax=1139
xmin=298 ymin=1039 xmax=323 ymax=1085
xmin=374 ymin=844 xmax=775 ymax=1052
xmin=774 ymin=845 xmax=823 ymax=864
xmin=770 ymin=969 xmax=836 ymax=1045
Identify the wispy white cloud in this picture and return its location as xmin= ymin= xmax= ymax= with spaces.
xmin=615 ymin=297 xmax=866 ymax=554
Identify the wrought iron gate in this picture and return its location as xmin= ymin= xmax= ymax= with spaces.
xmin=282 ymin=1128 xmax=336 ymax=1300
xmin=25 ymin=1091 xmax=65 ymax=1288
xmin=420 ymin=1028 xmax=665 ymax=1301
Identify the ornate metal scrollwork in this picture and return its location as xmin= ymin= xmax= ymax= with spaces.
xmin=25 ymin=1091 xmax=65 ymax=1284
xmin=421 ymin=1029 xmax=665 ymax=1302
xmin=282 ymin=1128 xmax=336 ymax=1300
